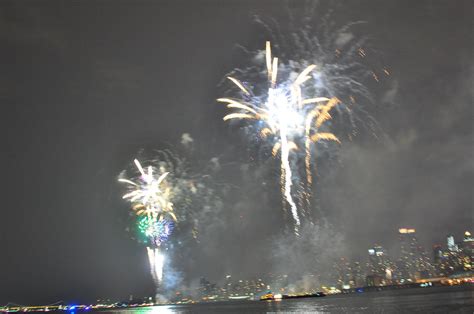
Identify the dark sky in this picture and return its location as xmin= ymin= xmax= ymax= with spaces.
xmin=0 ymin=0 xmax=472 ymax=305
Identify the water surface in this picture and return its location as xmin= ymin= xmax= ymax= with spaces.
xmin=100 ymin=285 xmax=473 ymax=313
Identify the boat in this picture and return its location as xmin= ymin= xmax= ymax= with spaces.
xmin=282 ymin=292 xmax=326 ymax=299
xmin=260 ymin=293 xmax=275 ymax=301
xmin=228 ymin=295 xmax=251 ymax=300
xmin=260 ymin=292 xmax=326 ymax=300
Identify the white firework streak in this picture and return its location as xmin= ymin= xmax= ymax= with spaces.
xmin=279 ymin=123 xmax=300 ymax=230
xmin=147 ymin=247 xmax=164 ymax=285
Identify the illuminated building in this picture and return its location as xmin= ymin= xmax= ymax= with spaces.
xmin=368 ymin=246 xmax=385 ymax=277
xmin=439 ymin=234 xmax=470 ymax=275
xmin=461 ymin=231 xmax=473 ymax=270
xmin=444 ymin=231 xmax=474 ymax=273
xmin=464 ymin=231 xmax=473 ymax=242
xmin=447 ymin=234 xmax=459 ymax=252
xmin=398 ymin=227 xmax=417 ymax=282
xmin=433 ymin=244 xmax=446 ymax=275
xmin=221 ymin=274 xmax=232 ymax=298
xmin=335 ymin=257 xmax=352 ymax=289
xmin=366 ymin=245 xmax=393 ymax=286
xmin=397 ymin=228 xmax=434 ymax=282
xmin=366 ymin=274 xmax=384 ymax=287
xmin=433 ymin=244 xmax=443 ymax=265
xmin=351 ymin=261 xmax=365 ymax=287
xmin=334 ymin=258 xmax=366 ymax=289
xmin=199 ymin=277 xmax=218 ymax=300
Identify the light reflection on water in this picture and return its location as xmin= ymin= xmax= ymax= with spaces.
xmin=98 ymin=286 xmax=473 ymax=313
xmin=138 ymin=306 xmax=174 ymax=314
xmin=106 ymin=305 xmax=174 ymax=314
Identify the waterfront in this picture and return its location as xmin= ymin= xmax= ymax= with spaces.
xmin=98 ymin=285 xmax=473 ymax=313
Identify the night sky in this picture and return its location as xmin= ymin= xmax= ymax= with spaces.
xmin=1 ymin=0 xmax=472 ymax=305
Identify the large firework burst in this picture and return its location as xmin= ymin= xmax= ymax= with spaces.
xmin=219 ymin=42 xmax=341 ymax=233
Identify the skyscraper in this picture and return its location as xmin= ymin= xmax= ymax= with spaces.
xmin=447 ymin=234 xmax=459 ymax=252
xmin=397 ymin=228 xmax=433 ymax=282
xmin=335 ymin=257 xmax=352 ymax=289
xmin=433 ymin=244 xmax=443 ymax=264
xmin=461 ymin=231 xmax=473 ymax=271
xmin=439 ymin=233 xmax=468 ymax=275
xmin=366 ymin=245 xmax=392 ymax=286
xmin=351 ymin=261 xmax=365 ymax=288
xmin=368 ymin=246 xmax=386 ymax=277
xmin=432 ymin=244 xmax=445 ymax=276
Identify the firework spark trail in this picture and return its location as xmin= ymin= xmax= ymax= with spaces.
xmin=279 ymin=122 xmax=300 ymax=230
xmin=147 ymin=247 xmax=165 ymax=285
xmin=147 ymin=247 xmax=158 ymax=283
xmin=268 ymin=69 xmax=301 ymax=230
xmin=304 ymin=97 xmax=341 ymax=186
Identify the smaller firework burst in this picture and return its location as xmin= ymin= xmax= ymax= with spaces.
xmin=119 ymin=159 xmax=177 ymax=222
xmin=119 ymin=158 xmax=177 ymax=290
xmin=138 ymin=216 xmax=175 ymax=246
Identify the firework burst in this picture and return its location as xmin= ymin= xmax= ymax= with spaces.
xmin=119 ymin=159 xmax=176 ymax=223
xmin=118 ymin=148 xmax=228 ymax=295
xmin=250 ymin=4 xmax=391 ymax=140
xmin=219 ymin=41 xmax=341 ymax=233
xmin=119 ymin=158 xmax=176 ymax=290
xmin=138 ymin=216 xmax=175 ymax=247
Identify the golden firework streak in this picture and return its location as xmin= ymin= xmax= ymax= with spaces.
xmin=305 ymin=97 xmax=341 ymax=186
